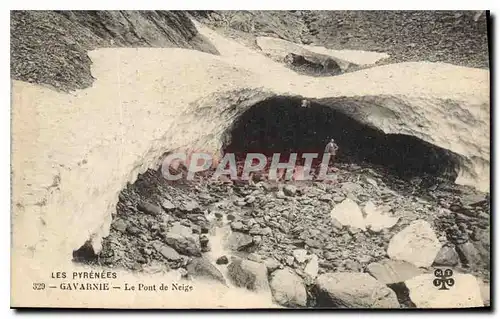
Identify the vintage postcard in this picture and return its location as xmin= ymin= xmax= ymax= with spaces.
xmin=10 ymin=10 xmax=490 ymax=309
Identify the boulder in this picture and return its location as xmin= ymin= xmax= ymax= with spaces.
xmin=252 ymin=235 xmax=262 ymax=246
xmin=270 ymin=268 xmax=307 ymax=307
xmin=357 ymin=255 xmax=372 ymax=264
xmin=344 ymin=259 xmax=361 ymax=272
xmin=200 ymin=234 xmax=209 ymax=247
xmin=283 ymin=184 xmax=298 ymax=196
xmin=235 ymin=200 xmax=246 ymax=207
xmin=260 ymin=226 xmax=272 ymax=236
xmin=226 ymin=232 xmax=254 ymax=252
xmin=263 ymin=257 xmax=281 ymax=273
xmin=247 ymin=253 xmax=263 ymax=263
xmin=275 ymin=190 xmax=287 ymax=199
xmin=340 ymin=182 xmax=364 ymax=195
xmin=433 ymin=246 xmax=460 ymax=266
xmin=161 ymin=199 xmax=176 ymax=211
xmin=304 ymin=254 xmax=319 ymax=279
xmin=367 ymin=259 xmax=423 ymax=284
xmin=137 ymin=201 xmax=162 ymax=216
xmin=330 ymin=217 xmax=343 ymax=230
xmin=249 ymin=225 xmax=262 ymax=235
xmin=324 ymin=251 xmax=337 ymax=261
xmin=456 ymin=242 xmax=482 ymax=267
xmin=216 ymin=255 xmax=229 ymax=265
xmin=163 ymin=223 xmax=201 ymax=256
xmin=186 ymin=257 xmax=227 ymax=285
xmin=364 ymin=177 xmax=378 ymax=188
xmin=112 ymin=219 xmax=128 ymax=232
xmin=364 ymin=201 xmax=399 ymax=232
xmin=230 ymin=221 xmax=245 ymax=231
xmin=460 ymin=193 xmax=486 ymax=206
xmin=180 ymin=200 xmax=200 ymax=212
xmin=245 ymin=195 xmax=256 ymax=204
xmin=405 ymin=273 xmax=483 ymax=308
xmin=227 ymin=258 xmax=270 ymax=292
xmin=293 ymin=249 xmax=308 ymax=263
xmin=319 ymin=194 xmax=332 ymax=202
xmin=387 ymin=220 xmax=441 ymax=267
xmin=152 ymin=242 xmax=182 ymax=261
xmin=126 ymin=225 xmax=141 ymax=236
xmin=475 ymin=240 xmax=490 ymax=268
xmin=314 ymin=272 xmax=399 ymax=308
xmin=333 ymin=195 xmax=345 ymax=203
xmin=330 ymin=198 xmax=366 ymax=230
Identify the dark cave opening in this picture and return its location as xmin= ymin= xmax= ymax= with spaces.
xmin=222 ymin=96 xmax=460 ymax=181
xmin=72 ymin=240 xmax=98 ymax=264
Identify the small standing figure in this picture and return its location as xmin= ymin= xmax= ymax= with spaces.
xmin=315 ymin=138 xmax=339 ymax=179
xmin=324 ymin=138 xmax=339 ymax=165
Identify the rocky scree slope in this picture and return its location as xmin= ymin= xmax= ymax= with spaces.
xmin=192 ymin=10 xmax=489 ymax=69
xmin=11 ymin=10 xmax=218 ymax=92
xmin=80 ymin=162 xmax=490 ymax=308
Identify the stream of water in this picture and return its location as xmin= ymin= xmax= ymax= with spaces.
xmin=202 ymin=211 xmax=278 ymax=307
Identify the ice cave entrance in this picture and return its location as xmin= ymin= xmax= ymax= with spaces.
xmin=221 ymin=96 xmax=461 ymax=181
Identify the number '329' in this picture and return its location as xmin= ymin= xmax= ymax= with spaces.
xmin=32 ymin=283 xmax=45 ymax=290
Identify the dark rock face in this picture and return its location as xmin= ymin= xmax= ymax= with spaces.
xmin=72 ymin=240 xmax=98 ymax=263
xmin=11 ymin=10 xmax=219 ymax=91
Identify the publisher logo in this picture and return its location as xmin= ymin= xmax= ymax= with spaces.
xmin=433 ymin=268 xmax=455 ymax=290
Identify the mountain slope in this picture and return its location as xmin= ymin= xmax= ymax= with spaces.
xmin=11 ymin=10 xmax=219 ymax=92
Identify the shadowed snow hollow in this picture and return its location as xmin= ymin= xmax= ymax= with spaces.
xmin=11 ymin=21 xmax=489 ymax=307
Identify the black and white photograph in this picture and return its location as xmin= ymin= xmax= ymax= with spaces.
xmin=9 ymin=9 xmax=491 ymax=309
